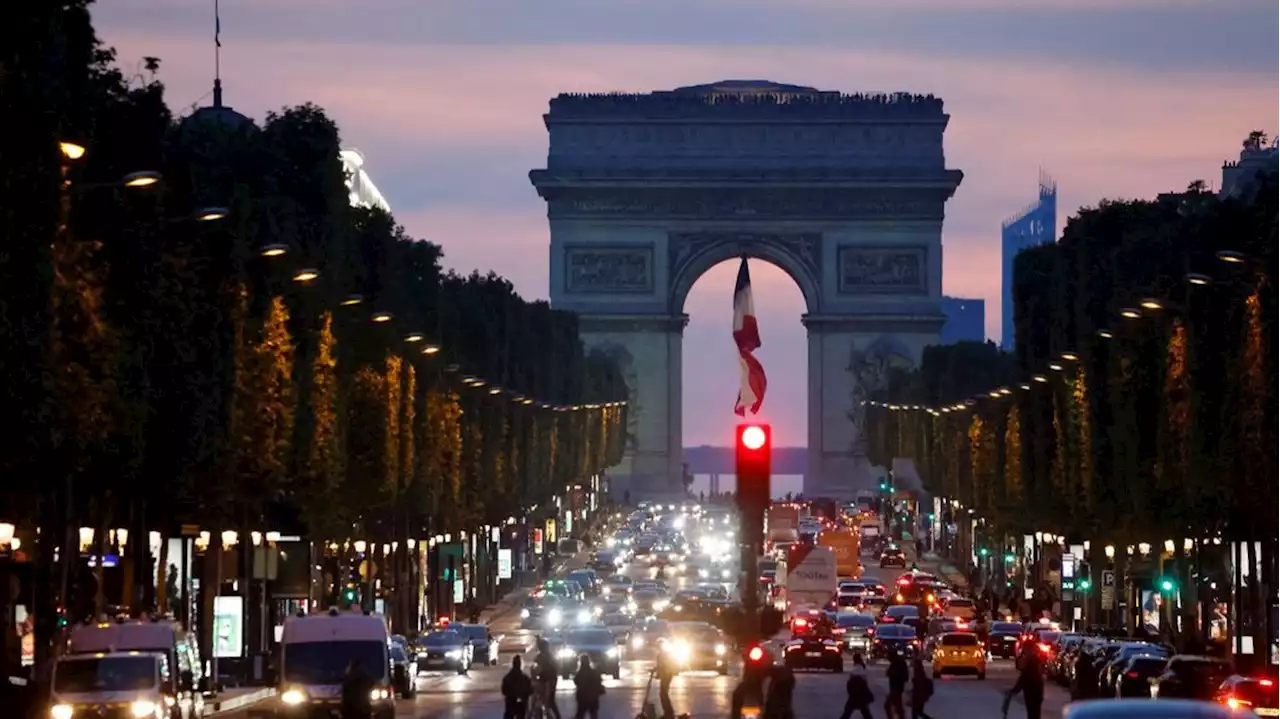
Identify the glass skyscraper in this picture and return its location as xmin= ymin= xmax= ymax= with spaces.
xmin=1000 ymin=174 xmax=1057 ymax=349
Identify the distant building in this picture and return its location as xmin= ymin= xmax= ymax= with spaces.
xmin=1220 ymin=133 xmax=1278 ymax=198
xmin=940 ymin=296 xmax=985 ymax=344
xmin=1000 ymin=174 xmax=1057 ymax=349
xmin=340 ymin=149 xmax=391 ymax=211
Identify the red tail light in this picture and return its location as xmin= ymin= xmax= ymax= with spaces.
xmin=1262 ymin=679 xmax=1275 ymax=687
xmin=1038 ymin=643 xmax=1052 ymax=654
xmin=795 ymin=618 xmax=808 ymax=627
xmin=1225 ymin=696 xmax=1252 ymax=710
xmin=833 ymin=628 xmax=846 ymax=635
xmin=898 ymin=579 xmax=910 ymax=586
xmin=747 ymin=646 xmax=765 ymax=662
xmin=866 ymin=628 xmax=875 ymax=636
xmin=1126 ymin=671 xmax=1139 ymax=679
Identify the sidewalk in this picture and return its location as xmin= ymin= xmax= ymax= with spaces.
xmin=205 ymin=687 xmax=275 ymax=716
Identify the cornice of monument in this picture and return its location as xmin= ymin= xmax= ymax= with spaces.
xmin=530 ymin=167 xmax=964 ymax=187
xmin=544 ymin=85 xmax=948 ymax=122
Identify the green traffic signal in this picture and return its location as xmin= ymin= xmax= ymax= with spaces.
xmin=979 ymin=548 xmax=990 ymax=557
xmin=1078 ymin=579 xmax=1092 ymax=591
xmin=1159 ymin=578 xmax=1176 ymax=592
xmin=342 ymin=587 xmax=358 ymax=603
xmin=1004 ymin=553 xmax=1016 ymax=563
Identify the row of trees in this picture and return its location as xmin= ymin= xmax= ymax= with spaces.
xmin=868 ymin=153 xmax=1276 ymax=648
xmin=1 ymin=3 xmax=629 ymax=549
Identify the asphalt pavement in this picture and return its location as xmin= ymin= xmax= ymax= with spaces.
xmin=221 ymin=523 xmax=1074 ymax=718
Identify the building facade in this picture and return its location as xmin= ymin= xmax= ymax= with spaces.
xmin=1220 ymin=133 xmax=1278 ymax=198
xmin=1000 ymin=175 xmax=1056 ymax=350
xmin=340 ymin=149 xmax=391 ymax=212
xmin=940 ymin=296 xmax=985 ymax=344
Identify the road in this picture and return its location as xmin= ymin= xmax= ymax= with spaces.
xmin=224 ymin=529 xmax=1073 ymax=718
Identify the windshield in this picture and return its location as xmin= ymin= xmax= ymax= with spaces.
xmin=55 ymin=657 xmax=157 ymax=693
xmin=941 ymin=634 xmax=979 ymax=646
xmin=991 ymin=622 xmax=1022 ymax=633
xmin=456 ymin=625 xmax=487 ymax=640
xmin=564 ymin=630 xmax=613 ymax=646
xmin=389 ymin=644 xmax=406 ymax=661
xmin=837 ymin=615 xmax=874 ymax=628
xmin=947 ymin=599 xmax=972 ymax=607
xmin=283 ymin=641 xmax=387 ymax=684
xmin=878 ymin=625 xmax=916 ymax=639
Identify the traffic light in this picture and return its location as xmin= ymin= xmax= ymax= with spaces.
xmin=979 ymin=548 xmax=990 ymax=557
xmin=341 ymin=586 xmax=358 ymax=604
xmin=1158 ymin=577 xmax=1176 ymax=593
xmin=1078 ymin=578 xmax=1092 ymax=591
xmin=878 ymin=480 xmax=888 ymax=491
xmin=735 ymin=424 xmax=771 ymax=512
xmin=1004 ymin=553 xmax=1016 ymax=564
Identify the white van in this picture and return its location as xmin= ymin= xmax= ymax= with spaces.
xmin=268 ymin=608 xmax=395 ymax=719
xmin=51 ymin=651 xmax=175 ymax=719
xmin=67 ymin=620 xmax=203 ymax=718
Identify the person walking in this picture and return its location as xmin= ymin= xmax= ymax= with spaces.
xmin=572 ymin=655 xmax=605 ymax=719
xmin=838 ymin=652 xmax=875 ymax=719
xmin=762 ymin=665 xmax=795 ymax=719
xmin=502 ymin=655 xmax=533 ymax=719
xmin=909 ymin=658 xmax=935 ymax=719
xmin=884 ymin=652 xmax=909 ymax=719
xmin=340 ymin=659 xmax=373 ymax=719
xmin=656 ymin=640 xmax=679 ymax=719
xmin=533 ymin=637 xmax=563 ymax=719
xmin=1007 ymin=646 xmax=1045 ymax=719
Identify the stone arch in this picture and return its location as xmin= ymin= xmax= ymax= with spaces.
xmin=666 ymin=233 xmax=821 ymax=316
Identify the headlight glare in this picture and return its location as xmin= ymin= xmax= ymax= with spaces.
xmin=51 ymin=705 xmax=74 ymax=719
xmin=280 ymin=689 xmax=307 ymax=705
xmin=521 ymin=608 xmax=531 ymax=618
xmin=129 ymin=700 xmax=159 ymax=717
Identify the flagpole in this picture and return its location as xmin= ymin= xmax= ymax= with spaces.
xmin=213 ymin=0 xmax=222 ymax=106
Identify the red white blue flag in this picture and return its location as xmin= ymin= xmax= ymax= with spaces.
xmin=732 ymin=258 xmax=767 ymax=416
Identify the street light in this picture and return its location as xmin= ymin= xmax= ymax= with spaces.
xmin=292 ymin=269 xmax=320 ymax=283
xmin=1060 ymin=351 xmax=1079 ymax=362
xmin=260 ymin=244 xmax=288 ymax=257
xmin=122 ymin=171 xmax=162 ymax=188
xmin=371 ymin=312 xmax=393 ymax=323
xmin=194 ymin=207 xmax=229 ymax=222
xmin=404 ymin=333 xmax=424 ymax=343
xmin=1186 ymin=273 xmax=1212 ymax=286
xmin=1216 ymin=250 xmax=1246 ymax=264
xmin=1096 ymin=329 xmax=1114 ymax=339
xmin=1120 ymin=307 xmax=1142 ymax=319
xmin=339 ymin=293 xmax=364 ymax=306
xmin=1139 ymin=298 xmax=1164 ymax=311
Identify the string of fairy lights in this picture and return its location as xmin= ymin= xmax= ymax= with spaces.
xmin=868 ymin=248 xmax=1266 ymax=416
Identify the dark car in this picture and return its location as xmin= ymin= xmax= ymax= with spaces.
xmin=664 ymin=622 xmax=730 ymax=675
xmin=1099 ymin=643 xmax=1168 ymax=693
xmin=556 ymin=627 xmax=622 ymax=679
xmin=870 ymin=623 xmax=918 ymax=661
xmin=879 ymin=545 xmax=907 ymax=568
xmin=1150 ymin=655 xmax=1233 ymax=701
xmin=590 ymin=550 xmax=619 ymax=574
xmin=1213 ymin=675 xmax=1279 ymax=715
xmin=388 ymin=642 xmax=417 ymax=697
xmin=453 ymin=623 xmax=501 ymax=666
xmin=833 ymin=613 xmax=877 ymax=654
xmin=987 ymin=621 xmax=1022 ymax=659
xmin=414 ymin=631 xmax=472 ymax=674
xmin=1114 ymin=655 xmax=1171 ymax=698
xmin=782 ymin=633 xmax=844 ymax=672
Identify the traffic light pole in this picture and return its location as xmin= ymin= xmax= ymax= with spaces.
xmin=734 ymin=424 xmax=771 ymax=650
xmin=740 ymin=507 xmax=763 ymax=645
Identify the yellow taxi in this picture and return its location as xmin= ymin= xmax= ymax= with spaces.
xmin=930 ymin=631 xmax=986 ymax=679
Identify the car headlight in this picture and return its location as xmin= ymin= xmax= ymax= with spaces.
xmin=606 ymin=647 xmax=619 ymax=657
xmin=654 ymin=600 xmax=669 ymax=612
xmin=547 ymin=609 xmax=562 ymax=625
xmin=593 ymin=606 xmax=603 ymax=616
xmin=521 ymin=608 xmax=531 ymax=618
xmin=631 ymin=636 xmax=645 ymax=649
xmin=557 ymin=648 xmax=575 ymax=659
xmin=670 ymin=641 xmax=691 ymax=662
xmin=280 ymin=689 xmax=307 ymax=706
xmin=51 ymin=705 xmax=74 ymax=719
xmin=722 ymin=569 xmax=731 ymax=578
xmin=369 ymin=687 xmax=392 ymax=701
xmin=698 ymin=569 xmax=708 ymax=578
xmin=627 ymin=602 xmax=637 ymax=613
xmin=602 ymin=586 xmax=611 ymax=596
xmin=130 ymin=700 xmax=159 ymax=718
xmin=578 ymin=610 xmax=592 ymax=623
xmin=446 ymin=649 xmax=462 ymax=658
xmin=715 ymin=643 xmax=727 ymax=655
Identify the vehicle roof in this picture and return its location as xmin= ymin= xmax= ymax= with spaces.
xmin=59 ymin=650 xmax=165 ymax=663
xmin=281 ymin=611 xmax=390 ymax=644
xmin=68 ymin=622 xmax=180 ymax=653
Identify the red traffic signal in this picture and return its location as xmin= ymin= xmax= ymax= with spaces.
xmin=735 ymin=423 xmax=771 ymax=513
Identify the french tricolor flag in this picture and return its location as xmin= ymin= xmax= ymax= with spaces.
xmin=732 ymin=257 xmax=767 ymax=416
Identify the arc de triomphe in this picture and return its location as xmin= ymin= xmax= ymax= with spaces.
xmin=529 ymin=81 xmax=963 ymax=500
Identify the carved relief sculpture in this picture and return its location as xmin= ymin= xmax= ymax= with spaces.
xmin=838 ymin=246 xmax=927 ymax=295
xmin=564 ymin=246 xmax=654 ymax=294
xmin=846 ymin=337 xmax=915 ymax=453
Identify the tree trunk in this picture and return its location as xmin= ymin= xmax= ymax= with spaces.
xmin=155 ymin=533 xmax=170 ymax=618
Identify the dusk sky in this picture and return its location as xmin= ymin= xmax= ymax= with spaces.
xmin=93 ymin=0 xmax=1276 ymax=448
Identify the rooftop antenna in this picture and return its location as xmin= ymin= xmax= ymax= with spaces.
xmin=212 ymin=0 xmax=223 ymax=107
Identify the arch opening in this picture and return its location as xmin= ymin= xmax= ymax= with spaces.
xmin=669 ymin=239 xmax=821 ymax=317
xmin=681 ymin=257 xmax=809 ymax=499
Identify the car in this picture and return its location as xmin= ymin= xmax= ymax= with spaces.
xmin=663 ymin=623 xmax=731 ymax=675
xmin=791 ymin=611 xmax=834 ymax=638
xmin=453 ymin=623 xmax=501 ymax=666
xmin=602 ymin=574 xmax=633 ymax=598
xmin=1213 ymin=675 xmax=1279 ymax=715
xmin=271 ymin=610 xmax=397 ymax=719
xmin=555 ymin=626 xmax=623 ymax=679
xmin=590 ymin=550 xmax=620 ymax=574
xmin=869 ymin=624 xmax=918 ymax=662
xmin=388 ymin=641 xmax=418 ymax=697
xmin=782 ymin=632 xmax=844 ymax=672
xmin=414 ymin=630 xmax=473 ymax=674
xmin=832 ymin=612 xmax=877 ymax=655
xmin=1063 ymin=699 xmax=1238 ymax=719
xmin=941 ymin=597 xmax=976 ymax=621
xmin=880 ymin=605 xmax=919 ymax=625
xmin=930 ymin=632 xmax=986 ymax=679
xmin=879 ymin=545 xmax=907 ymax=568
xmin=986 ymin=621 xmax=1022 ymax=659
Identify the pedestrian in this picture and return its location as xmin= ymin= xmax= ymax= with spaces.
xmin=1007 ymin=645 xmax=1045 ymax=719
xmin=656 ymin=640 xmax=678 ymax=719
xmin=340 ymin=659 xmax=373 ymax=719
xmin=533 ymin=637 xmax=563 ymax=719
xmin=762 ymin=665 xmax=795 ymax=719
xmin=909 ymin=658 xmax=935 ymax=719
xmin=502 ymin=655 xmax=533 ymax=719
xmin=884 ymin=652 xmax=909 ymax=719
xmin=572 ymin=655 xmax=605 ymax=719
xmin=838 ymin=652 xmax=875 ymax=719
